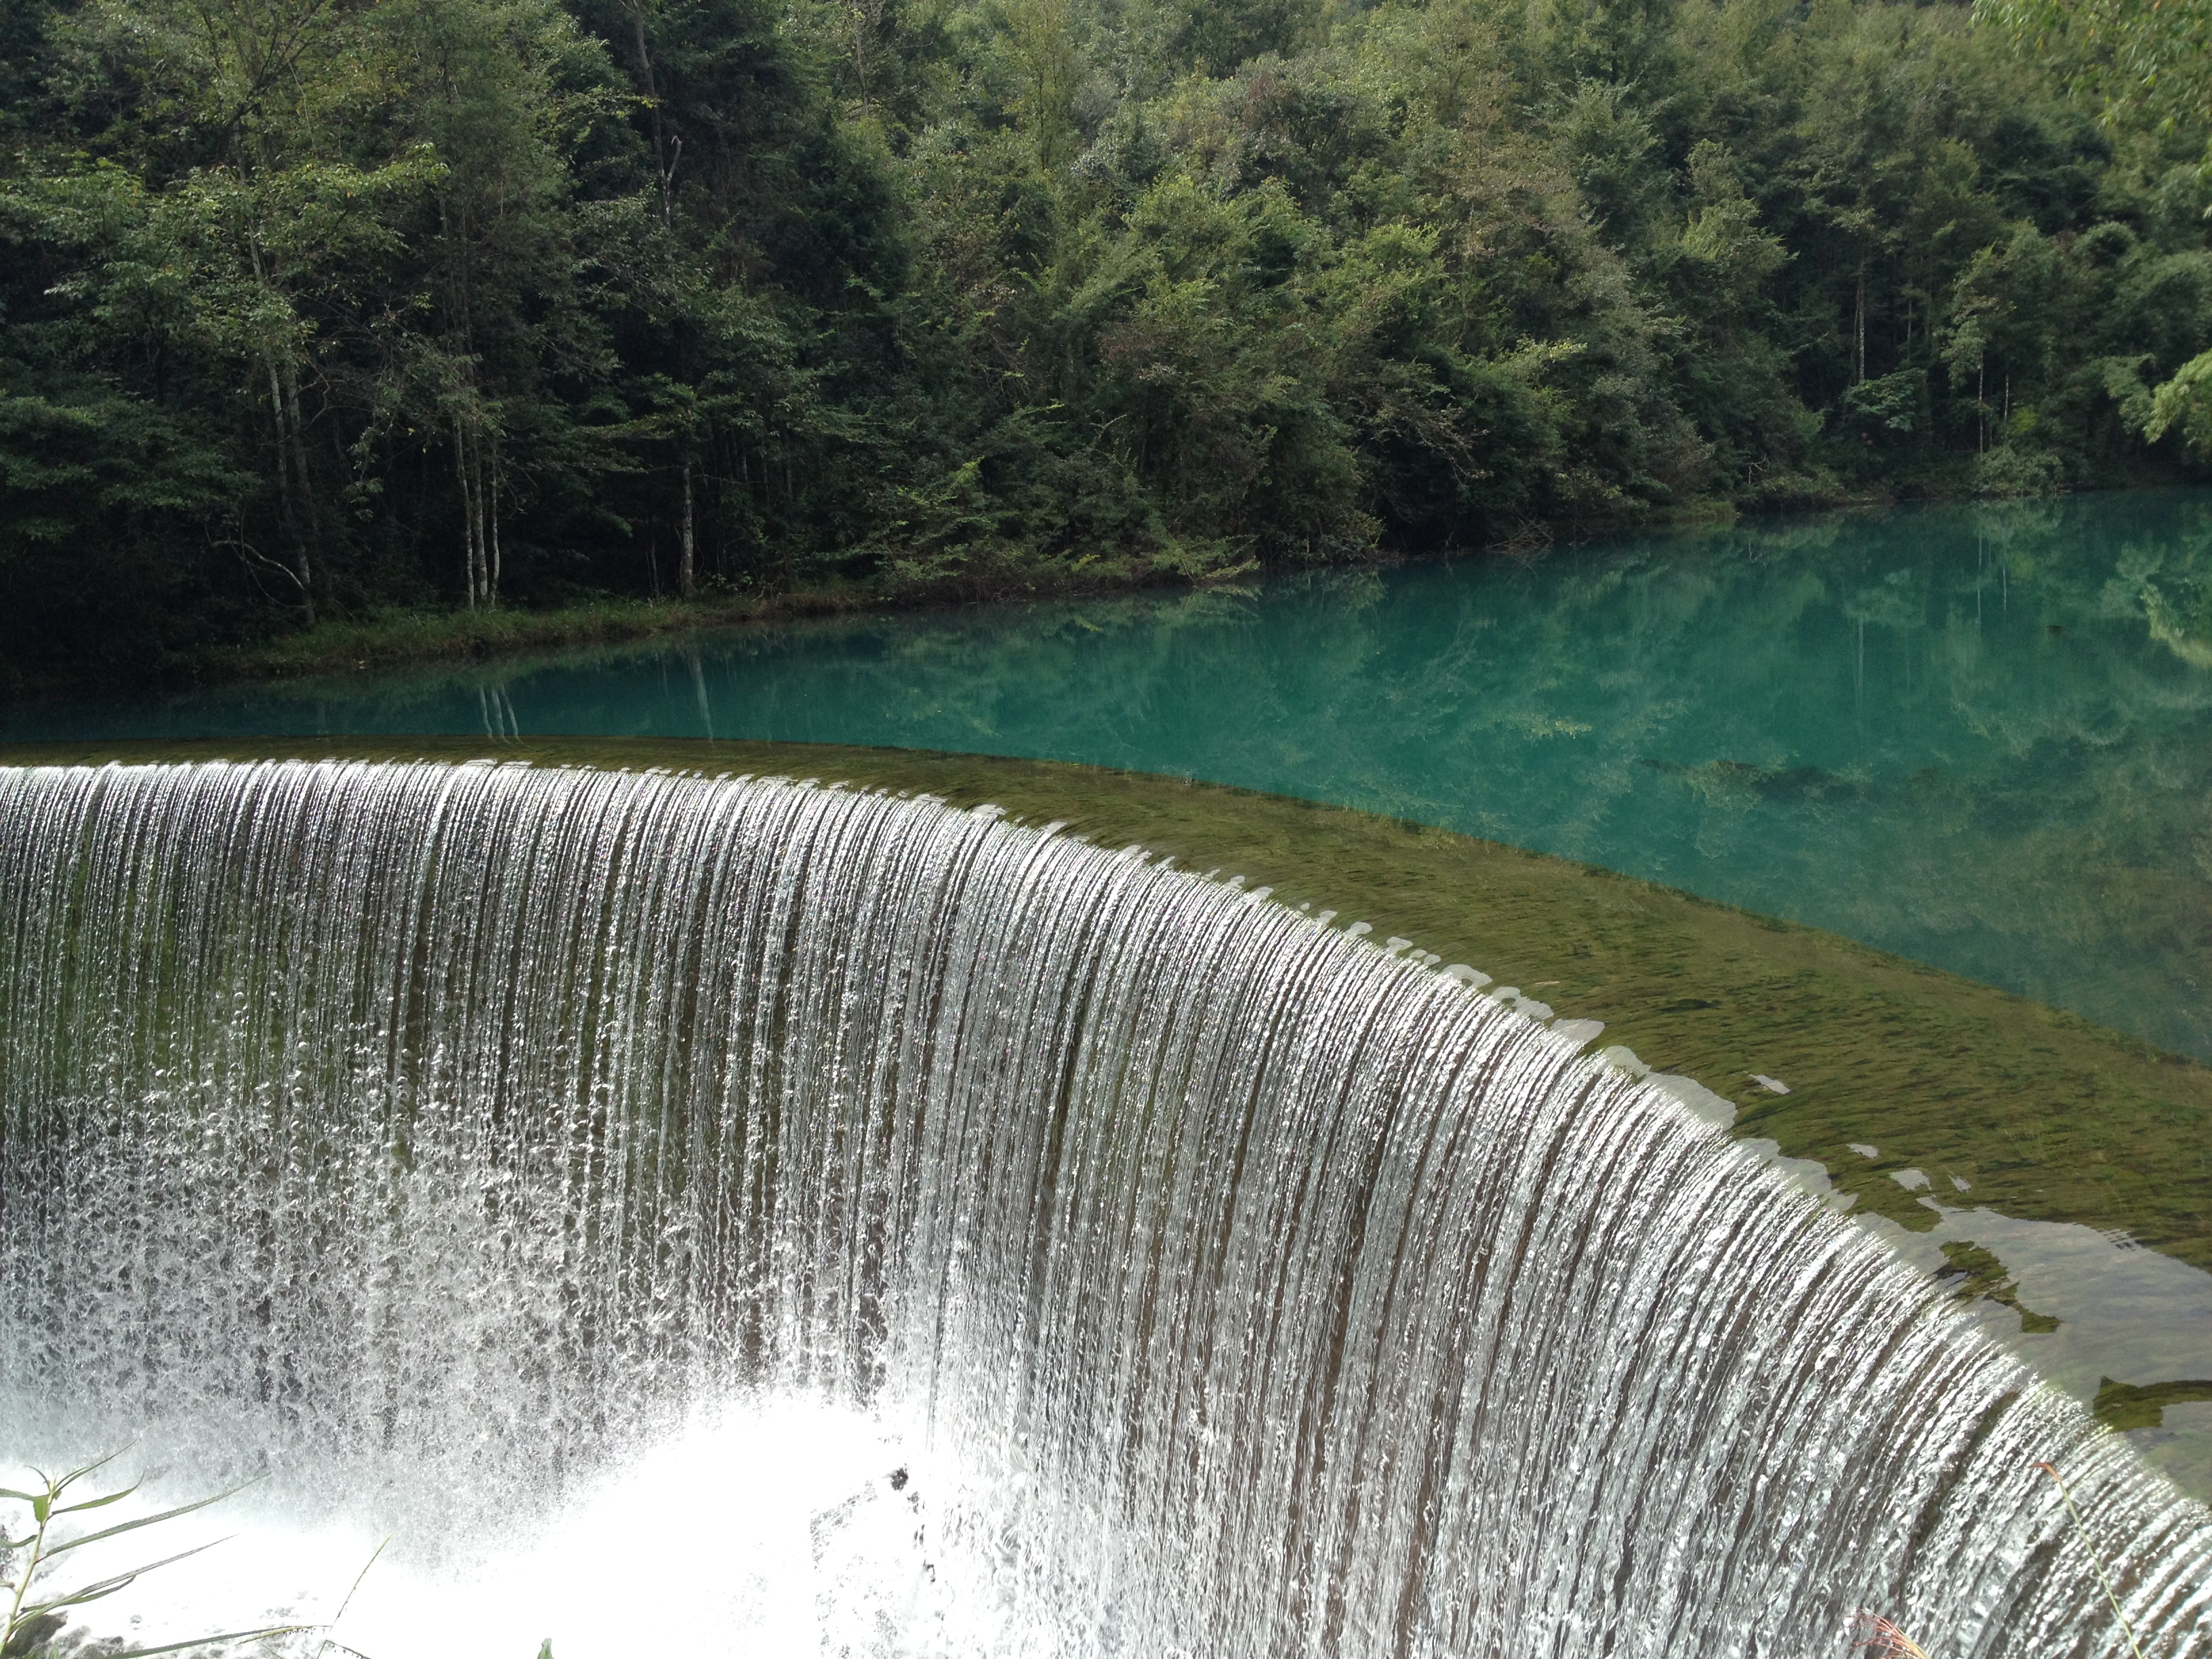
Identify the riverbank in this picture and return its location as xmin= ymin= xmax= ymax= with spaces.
xmin=9 ymin=495 xmax=1829 ymax=703
xmin=199 ymin=581 xmax=1199 ymax=687
xmin=28 ymin=472 xmax=2160 ymax=707
xmin=0 ymin=546 xmax=1261 ymax=703
xmin=216 ymin=587 xmax=883 ymax=680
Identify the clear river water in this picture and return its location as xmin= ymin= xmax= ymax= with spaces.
xmin=9 ymin=489 xmax=2211 ymax=1058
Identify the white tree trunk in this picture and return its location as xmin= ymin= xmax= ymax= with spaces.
xmin=679 ymin=460 xmax=697 ymax=599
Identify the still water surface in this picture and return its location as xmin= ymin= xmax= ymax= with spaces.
xmin=12 ymin=489 xmax=2212 ymax=1057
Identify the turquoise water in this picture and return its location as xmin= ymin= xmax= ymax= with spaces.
xmin=11 ymin=490 xmax=2212 ymax=1057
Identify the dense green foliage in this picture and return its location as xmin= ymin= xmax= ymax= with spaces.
xmin=2 ymin=0 xmax=2209 ymax=685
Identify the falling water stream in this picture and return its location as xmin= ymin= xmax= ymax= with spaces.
xmin=2 ymin=758 xmax=2207 ymax=1657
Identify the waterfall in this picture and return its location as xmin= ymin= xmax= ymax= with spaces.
xmin=1 ymin=758 xmax=2205 ymax=1658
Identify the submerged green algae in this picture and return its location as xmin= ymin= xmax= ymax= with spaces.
xmin=5 ymin=734 xmax=2207 ymax=1280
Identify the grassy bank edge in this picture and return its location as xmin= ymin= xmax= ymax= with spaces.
xmin=14 ymin=492 xmax=1889 ymax=701
xmin=206 ymin=497 xmax=1856 ymax=685
xmin=213 ymin=585 xmax=887 ymax=682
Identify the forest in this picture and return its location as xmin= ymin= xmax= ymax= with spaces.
xmin=1 ymin=0 xmax=2209 ymax=687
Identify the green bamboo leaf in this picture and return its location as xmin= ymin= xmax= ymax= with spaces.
xmin=52 ymin=1450 xmax=127 ymax=1490
xmin=17 ymin=1572 xmax=145 ymax=1616
xmin=18 ymin=1539 xmax=228 ymax=1613
xmin=104 ymin=1623 xmax=314 ymax=1658
xmin=55 ymin=1481 xmax=144 ymax=1517
xmin=45 ymin=1486 xmax=254 ymax=1558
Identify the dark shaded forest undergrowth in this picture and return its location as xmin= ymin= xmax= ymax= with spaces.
xmin=3 ymin=0 xmax=2209 ymax=689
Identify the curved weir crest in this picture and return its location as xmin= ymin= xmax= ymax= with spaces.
xmin=1 ymin=758 xmax=2207 ymax=1656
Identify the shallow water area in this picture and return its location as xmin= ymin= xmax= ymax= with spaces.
xmin=1856 ymin=1196 xmax=2212 ymax=1493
